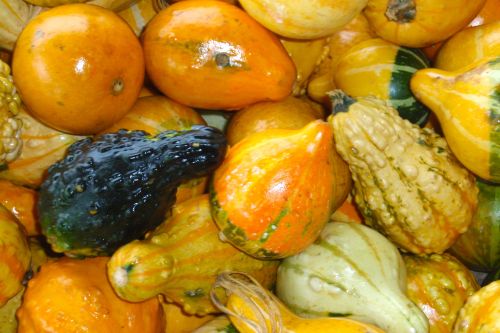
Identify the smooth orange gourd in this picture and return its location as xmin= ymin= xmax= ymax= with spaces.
xmin=17 ymin=257 xmax=164 ymax=333
xmin=0 ymin=180 xmax=38 ymax=236
xmin=142 ymin=0 xmax=296 ymax=110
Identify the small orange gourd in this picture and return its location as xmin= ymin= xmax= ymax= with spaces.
xmin=210 ymin=120 xmax=351 ymax=259
xmin=0 ymin=180 xmax=38 ymax=236
xmin=17 ymin=257 xmax=164 ymax=333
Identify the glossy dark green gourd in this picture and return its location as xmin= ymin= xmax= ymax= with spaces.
xmin=38 ymin=126 xmax=227 ymax=257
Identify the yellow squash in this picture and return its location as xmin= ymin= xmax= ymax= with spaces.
xmin=411 ymin=56 xmax=500 ymax=183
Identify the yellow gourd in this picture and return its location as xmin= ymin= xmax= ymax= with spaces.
xmin=411 ymin=56 xmax=500 ymax=183
xmin=211 ymin=272 xmax=385 ymax=333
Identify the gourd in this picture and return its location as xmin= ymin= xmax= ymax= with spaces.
xmin=363 ymin=0 xmax=486 ymax=47
xmin=307 ymin=13 xmax=376 ymax=104
xmin=0 ymin=106 xmax=86 ymax=188
xmin=210 ymin=120 xmax=351 ymax=259
xmin=0 ymin=0 xmax=42 ymax=52
xmin=410 ymin=56 xmax=500 ymax=183
xmin=334 ymin=38 xmax=430 ymax=126
xmin=107 ymin=195 xmax=279 ymax=315
xmin=0 ymin=180 xmax=39 ymax=236
xmin=0 ymin=205 xmax=30 ymax=307
xmin=452 ymin=280 xmax=500 ymax=333
xmin=449 ymin=179 xmax=500 ymax=272
xmin=101 ymin=95 xmax=209 ymax=204
xmin=118 ymin=0 xmax=158 ymax=36
xmin=192 ymin=316 xmax=236 ymax=333
xmin=161 ymin=301 xmax=216 ymax=333
xmin=16 ymin=256 xmax=164 ymax=333
xmin=435 ymin=22 xmax=500 ymax=71
xmin=211 ymin=272 xmax=385 ymax=333
xmin=0 ymin=59 xmax=23 ymax=166
xmin=39 ymin=126 xmax=227 ymax=257
xmin=403 ymin=253 xmax=480 ymax=333
xmin=276 ymin=222 xmax=429 ymax=333
xmin=328 ymin=90 xmax=478 ymax=254
xmin=330 ymin=194 xmax=363 ymax=224
xmin=238 ymin=0 xmax=369 ymax=39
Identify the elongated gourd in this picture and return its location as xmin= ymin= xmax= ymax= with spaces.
xmin=410 ymin=56 xmax=500 ymax=183
xmin=210 ymin=120 xmax=351 ymax=259
xmin=107 ymin=195 xmax=279 ymax=315
xmin=328 ymin=90 xmax=478 ymax=254
xmin=276 ymin=222 xmax=428 ymax=333
xmin=211 ymin=272 xmax=385 ymax=333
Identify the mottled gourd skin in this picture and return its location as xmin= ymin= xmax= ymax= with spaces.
xmin=328 ymin=91 xmax=478 ymax=254
xmin=38 ymin=126 xmax=227 ymax=257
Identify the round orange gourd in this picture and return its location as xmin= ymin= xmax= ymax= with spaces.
xmin=102 ymin=95 xmax=208 ymax=204
xmin=0 ymin=205 xmax=30 ymax=307
xmin=363 ymin=0 xmax=486 ymax=47
xmin=12 ymin=4 xmax=144 ymax=135
xmin=225 ymin=96 xmax=324 ymax=146
xmin=142 ymin=0 xmax=296 ymax=110
xmin=434 ymin=22 xmax=500 ymax=71
xmin=17 ymin=257 xmax=164 ymax=333
xmin=0 ymin=180 xmax=38 ymax=236
xmin=210 ymin=120 xmax=351 ymax=259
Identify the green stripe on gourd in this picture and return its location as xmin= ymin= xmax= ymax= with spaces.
xmin=490 ymin=82 xmax=499 ymax=181
xmin=389 ymin=47 xmax=430 ymax=126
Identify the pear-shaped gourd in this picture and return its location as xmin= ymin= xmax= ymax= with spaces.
xmin=328 ymin=90 xmax=478 ymax=254
xmin=276 ymin=222 xmax=429 ymax=333
xmin=210 ymin=120 xmax=351 ymax=259
xmin=107 ymin=195 xmax=279 ymax=315
xmin=211 ymin=272 xmax=385 ymax=333
xmin=411 ymin=56 xmax=500 ymax=183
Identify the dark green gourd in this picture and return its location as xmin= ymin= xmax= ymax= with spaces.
xmin=38 ymin=126 xmax=227 ymax=257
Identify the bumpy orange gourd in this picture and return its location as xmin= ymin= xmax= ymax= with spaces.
xmin=142 ymin=0 xmax=296 ymax=110
xmin=0 ymin=205 xmax=30 ymax=307
xmin=364 ymin=0 xmax=486 ymax=47
xmin=403 ymin=253 xmax=480 ymax=333
xmin=435 ymin=21 xmax=500 ymax=71
xmin=452 ymin=280 xmax=500 ymax=333
xmin=211 ymin=120 xmax=351 ymax=259
xmin=0 ymin=180 xmax=38 ymax=236
xmin=102 ymin=95 xmax=208 ymax=204
xmin=17 ymin=257 xmax=164 ymax=333
xmin=225 ymin=95 xmax=324 ymax=146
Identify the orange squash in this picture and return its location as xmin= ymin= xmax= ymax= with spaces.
xmin=363 ymin=0 xmax=486 ymax=47
xmin=403 ymin=253 xmax=480 ymax=333
xmin=0 ymin=180 xmax=38 ymax=236
xmin=210 ymin=120 xmax=351 ymax=259
xmin=225 ymin=95 xmax=324 ymax=146
xmin=452 ymin=280 xmax=500 ymax=332
xmin=0 ymin=205 xmax=30 ymax=307
xmin=142 ymin=0 xmax=296 ymax=110
xmin=17 ymin=257 xmax=164 ymax=333
xmin=330 ymin=194 xmax=363 ymax=224
xmin=102 ymin=95 xmax=208 ymax=204
xmin=161 ymin=301 xmax=216 ymax=333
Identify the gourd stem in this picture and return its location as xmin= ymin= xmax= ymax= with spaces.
xmin=328 ymin=89 xmax=356 ymax=114
xmin=385 ymin=0 xmax=416 ymax=23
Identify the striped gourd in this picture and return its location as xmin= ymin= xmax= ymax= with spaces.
xmin=118 ymin=0 xmax=158 ymax=36
xmin=107 ymin=194 xmax=279 ymax=315
xmin=452 ymin=280 xmax=500 ymax=333
xmin=334 ymin=38 xmax=430 ymax=126
xmin=0 ymin=107 xmax=86 ymax=188
xmin=411 ymin=56 xmax=500 ymax=183
xmin=0 ymin=205 xmax=30 ymax=307
xmin=276 ymin=222 xmax=429 ymax=333
xmin=449 ymin=179 xmax=500 ymax=272
xmin=0 ymin=0 xmax=42 ymax=51
xmin=403 ymin=253 xmax=479 ymax=333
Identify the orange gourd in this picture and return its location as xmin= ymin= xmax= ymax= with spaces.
xmin=101 ymin=95 xmax=208 ymax=204
xmin=0 ymin=205 xmax=30 ymax=307
xmin=363 ymin=0 xmax=486 ymax=47
xmin=142 ymin=0 xmax=296 ymax=110
xmin=17 ymin=257 xmax=164 ymax=333
xmin=331 ymin=194 xmax=363 ymax=224
xmin=210 ymin=120 xmax=351 ymax=259
xmin=0 ymin=180 xmax=38 ymax=236
xmin=161 ymin=301 xmax=216 ymax=333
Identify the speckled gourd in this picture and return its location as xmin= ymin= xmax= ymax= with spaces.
xmin=328 ymin=90 xmax=478 ymax=254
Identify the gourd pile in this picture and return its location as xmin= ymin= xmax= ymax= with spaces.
xmin=0 ymin=0 xmax=499 ymax=332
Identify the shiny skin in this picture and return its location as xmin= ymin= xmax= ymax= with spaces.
xmin=12 ymin=4 xmax=144 ymax=135
xmin=142 ymin=0 xmax=296 ymax=110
